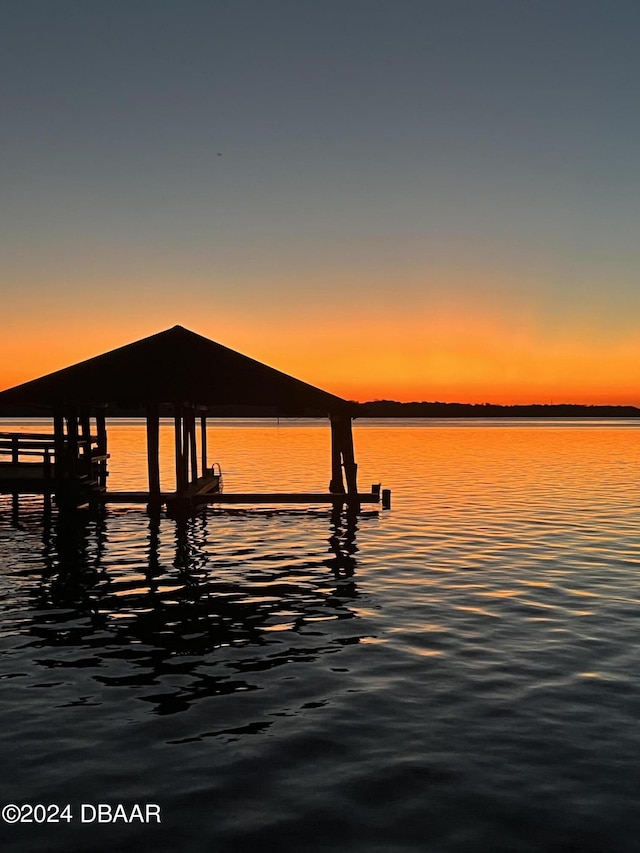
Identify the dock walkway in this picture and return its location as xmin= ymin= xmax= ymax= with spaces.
xmin=1 ymin=431 xmax=389 ymax=511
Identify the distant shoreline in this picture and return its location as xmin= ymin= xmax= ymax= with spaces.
xmin=355 ymin=402 xmax=640 ymax=418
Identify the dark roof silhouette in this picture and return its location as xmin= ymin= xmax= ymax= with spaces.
xmin=0 ymin=325 xmax=350 ymax=415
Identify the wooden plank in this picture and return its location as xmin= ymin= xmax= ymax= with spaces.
xmin=0 ymin=463 xmax=46 ymax=479
xmin=0 ymin=432 xmax=57 ymax=440
xmin=0 ymin=448 xmax=53 ymax=458
xmin=181 ymin=472 xmax=221 ymax=497
xmin=100 ymin=491 xmax=380 ymax=505
xmin=197 ymin=492 xmax=378 ymax=504
xmin=0 ymin=438 xmax=56 ymax=447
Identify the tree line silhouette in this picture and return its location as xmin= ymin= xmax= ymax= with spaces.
xmin=354 ymin=401 xmax=640 ymax=418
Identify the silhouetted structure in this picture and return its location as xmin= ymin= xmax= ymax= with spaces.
xmin=0 ymin=326 xmax=381 ymax=513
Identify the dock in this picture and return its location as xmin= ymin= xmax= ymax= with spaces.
xmin=0 ymin=325 xmax=391 ymax=516
xmin=1 ymin=430 xmax=390 ymax=513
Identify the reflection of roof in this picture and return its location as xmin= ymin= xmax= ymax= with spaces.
xmin=0 ymin=325 xmax=350 ymax=415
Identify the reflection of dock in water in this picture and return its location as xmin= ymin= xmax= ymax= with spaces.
xmin=4 ymin=503 xmax=369 ymax=716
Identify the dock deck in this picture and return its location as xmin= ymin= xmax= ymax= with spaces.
xmin=100 ymin=490 xmax=381 ymax=505
xmin=1 ymin=428 xmax=390 ymax=512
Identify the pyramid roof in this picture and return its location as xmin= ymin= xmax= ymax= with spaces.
xmin=0 ymin=325 xmax=351 ymax=415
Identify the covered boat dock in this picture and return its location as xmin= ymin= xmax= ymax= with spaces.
xmin=0 ymin=326 xmax=388 ymax=514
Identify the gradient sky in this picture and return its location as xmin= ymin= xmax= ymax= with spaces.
xmin=3 ymin=0 xmax=640 ymax=404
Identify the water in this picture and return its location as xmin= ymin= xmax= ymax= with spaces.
xmin=2 ymin=419 xmax=640 ymax=851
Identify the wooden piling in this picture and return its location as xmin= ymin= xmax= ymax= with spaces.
xmin=188 ymin=407 xmax=198 ymax=484
xmin=200 ymin=414 xmax=208 ymax=474
xmin=146 ymin=403 xmax=161 ymax=497
xmin=95 ymin=407 xmax=108 ymax=488
xmin=65 ymin=408 xmax=79 ymax=479
xmin=10 ymin=436 xmax=18 ymax=506
xmin=174 ymin=404 xmax=187 ymax=494
xmin=329 ymin=415 xmax=345 ymax=493
xmin=341 ymin=417 xmax=358 ymax=496
xmin=181 ymin=406 xmax=190 ymax=483
xmin=79 ymin=407 xmax=92 ymax=477
xmin=53 ymin=407 xmax=65 ymax=481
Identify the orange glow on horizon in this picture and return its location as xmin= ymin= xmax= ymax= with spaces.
xmin=1 ymin=292 xmax=639 ymax=407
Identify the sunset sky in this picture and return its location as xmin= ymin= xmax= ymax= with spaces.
xmin=3 ymin=0 xmax=640 ymax=404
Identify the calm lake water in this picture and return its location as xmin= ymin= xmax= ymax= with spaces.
xmin=2 ymin=418 xmax=640 ymax=852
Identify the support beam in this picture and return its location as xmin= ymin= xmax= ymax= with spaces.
xmin=146 ymin=403 xmax=161 ymax=497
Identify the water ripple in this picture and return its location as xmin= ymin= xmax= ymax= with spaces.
xmin=3 ymin=421 xmax=640 ymax=851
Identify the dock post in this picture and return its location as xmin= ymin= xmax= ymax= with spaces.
xmin=95 ymin=407 xmax=108 ymax=488
xmin=43 ymin=449 xmax=52 ymax=479
xmin=43 ymin=449 xmax=52 ymax=514
xmin=65 ymin=407 xmax=79 ymax=479
xmin=329 ymin=415 xmax=345 ymax=493
xmin=200 ymin=414 xmax=208 ymax=474
xmin=188 ymin=407 xmax=198 ymax=483
xmin=181 ymin=405 xmax=190 ymax=484
xmin=11 ymin=435 xmax=19 ymax=509
xmin=79 ymin=407 xmax=92 ymax=477
xmin=53 ymin=406 xmax=65 ymax=490
xmin=174 ymin=403 xmax=187 ymax=494
xmin=341 ymin=417 xmax=358 ymax=497
xmin=146 ymin=403 xmax=161 ymax=499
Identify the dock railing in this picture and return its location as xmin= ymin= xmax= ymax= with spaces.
xmin=0 ymin=432 xmax=108 ymax=492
